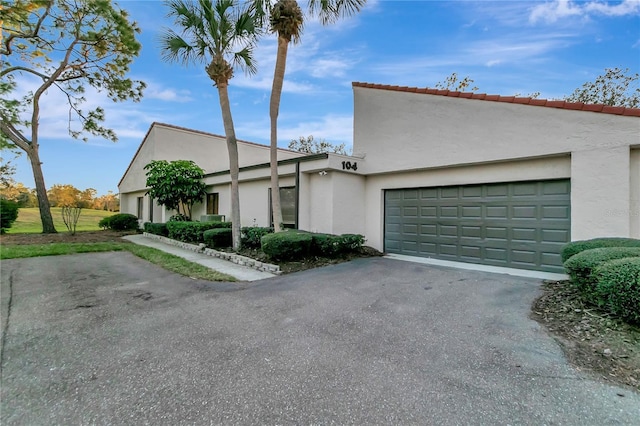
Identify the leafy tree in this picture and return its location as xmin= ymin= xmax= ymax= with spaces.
xmin=94 ymin=190 xmax=119 ymax=211
xmin=160 ymin=0 xmax=259 ymax=250
xmin=47 ymin=183 xmax=81 ymax=207
xmin=144 ymin=160 xmax=207 ymax=221
xmin=79 ymin=188 xmax=97 ymax=208
xmin=0 ymin=157 xmax=17 ymax=186
xmin=434 ymin=72 xmax=479 ymax=92
xmin=565 ymin=67 xmax=639 ymax=108
xmin=0 ymin=0 xmax=145 ymax=233
xmin=258 ymin=0 xmax=366 ymax=232
xmin=288 ymin=135 xmax=350 ymax=155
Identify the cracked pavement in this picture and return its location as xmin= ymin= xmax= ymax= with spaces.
xmin=1 ymin=252 xmax=639 ymax=424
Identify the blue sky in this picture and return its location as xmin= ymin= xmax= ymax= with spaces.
xmin=6 ymin=0 xmax=640 ymax=196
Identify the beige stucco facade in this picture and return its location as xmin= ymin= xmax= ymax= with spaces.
xmin=119 ymin=86 xmax=639 ymax=271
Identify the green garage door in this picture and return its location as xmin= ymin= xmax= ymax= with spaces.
xmin=384 ymin=180 xmax=571 ymax=273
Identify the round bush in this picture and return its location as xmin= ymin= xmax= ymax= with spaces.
xmin=564 ymin=247 xmax=640 ymax=302
xmin=0 ymin=199 xmax=19 ymax=233
xmin=593 ymin=257 xmax=640 ymax=325
xmin=100 ymin=213 xmax=139 ymax=231
xmin=561 ymin=237 xmax=640 ymax=263
xmin=204 ymin=228 xmax=232 ymax=248
xmin=241 ymin=227 xmax=274 ymax=249
xmin=261 ymin=231 xmax=312 ymax=261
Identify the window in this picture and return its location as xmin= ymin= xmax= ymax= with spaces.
xmin=269 ymin=186 xmax=297 ymax=229
xmin=207 ymin=193 xmax=219 ymax=215
xmin=137 ymin=197 xmax=143 ymax=220
xmin=148 ymin=197 xmax=154 ymax=222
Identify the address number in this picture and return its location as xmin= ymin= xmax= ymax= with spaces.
xmin=341 ymin=161 xmax=358 ymax=171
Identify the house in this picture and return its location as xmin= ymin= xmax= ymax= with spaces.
xmin=119 ymin=82 xmax=640 ymax=274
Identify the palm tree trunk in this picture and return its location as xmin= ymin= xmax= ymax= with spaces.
xmin=28 ymin=145 xmax=57 ymax=233
xmin=217 ymin=81 xmax=242 ymax=250
xmin=269 ymin=35 xmax=290 ymax=232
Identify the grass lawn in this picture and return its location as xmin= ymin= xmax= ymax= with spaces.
xmin=0 ymin=241 xmax=237 ymax=282
xmin=8 ymin=207 xmax=115 ymax=233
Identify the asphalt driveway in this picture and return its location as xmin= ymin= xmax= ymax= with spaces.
xmin=1 ymin=253 xmax=638 ymax=425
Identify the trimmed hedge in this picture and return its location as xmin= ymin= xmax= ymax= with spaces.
xmin=593 ymin=257 xmax=640 ymax=325
xmin=241 ymin=226 xmax=273 ymax=249
xmin=0 ymin=199 xmax=19 ymax=233
xmin=310 ymin=233 xmax=366 ymax=258
xmin=166 ymin=221 xmax=231 ymax=243
xmin=563 ymin=247 xmax=640 ymax=302
xmin=204 ymin=228 xmax=232 ymax=249
xmin=561 ymin=237 xmax=640 ymax=263
xmin=261 ymin=231 xmax=313 ymax=261
xmin=144 ymin=222 xmax=169 ymax=237
xmin=99 ymin=213 xmax=139 ymax=231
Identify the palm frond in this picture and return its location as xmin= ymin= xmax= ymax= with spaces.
xmin=309 ymin=0 xmax=366 ymax=25
xmin=160 ymin=0 xmax=259 ymax=79
xmin=233 ymin=46 xmax=257 ymax=76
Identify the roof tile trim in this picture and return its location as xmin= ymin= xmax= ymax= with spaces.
xmin=352 ymin=82 xmax=640 ymax=117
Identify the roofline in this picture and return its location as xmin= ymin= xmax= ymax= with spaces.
xmin=203 ymin=153 xmax=329 ymax=178
xmin=352 ymin=82 xmax=640 ymax=117
xmin=117 ymin=122 xmax=303 ymax=188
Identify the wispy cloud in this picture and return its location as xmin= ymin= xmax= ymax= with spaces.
xmin=530 ymin=0 xmax=640 ymax=24
xmin=237 ymin=113 xmax=353 ymax=146
xmin=144 ymin=81 xmax=193 ymax=102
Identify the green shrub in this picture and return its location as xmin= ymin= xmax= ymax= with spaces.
xmin=593 ymin=257 xmax=640 ymax=325
xmin=337 ymin=234 xmax=366 ymax=253
xmin=311 ymin=233 xmax=340 ymax=257
xmin=261 ymin=231 xmax=313 ymax=261
xmin=241 ymin=226 xmax=273 ymax=249
xmin=99 ymin=213 xmax=139 ymax=231
xmin=98 ymin=216 xmax=112 ymax=230
xmin=168 ymin=213 xmax=190 ymax=222
xmin=564 ymin=247 xmax=640 ymax=302
xmin=204 ymin=228 xmax=232 ymax=248
xmin=310 ymin=233 xmax=366 ymax=257
xmin=561 ymin=237 xmax=640 ymax=263
xmin=166 ymin=221 xmax=231 ymax=243
xmin=144 ymin=222 xmax=169 ymax=237
xmin=0 ymin=199 xmax=19 ymax=233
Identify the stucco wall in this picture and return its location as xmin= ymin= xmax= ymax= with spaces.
xmin=307 ymin=172 xmax=334 ymax=234
xmin=354 ymin=86 xmax=639 ymax=248
xmin=630 ymin=148 xmax=640 ymax=238
xmin=571 ymin=147 xmax=630 ymax=239
xmin=119 ymin=123 xmax=303 ymax=194
xmin=330 ymin=172 xmax=366 ymax=236
xmin=353 ymin=87 xmax=639 ymax=175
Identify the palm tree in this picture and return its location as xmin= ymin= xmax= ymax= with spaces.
xmin=160 ymin=0 xmax=259 ymax=250
xmin=264 ymin=0 xmax=366 ymax=232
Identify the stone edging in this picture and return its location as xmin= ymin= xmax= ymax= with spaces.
xmin=142 ymin=232 xmax=281 ymax=274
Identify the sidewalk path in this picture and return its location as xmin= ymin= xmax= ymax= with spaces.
xmin=122 ymin=234 xmax=276 ymax=282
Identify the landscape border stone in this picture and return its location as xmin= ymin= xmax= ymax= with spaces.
xmin=142 ymin=232 xmax=281 ymax=274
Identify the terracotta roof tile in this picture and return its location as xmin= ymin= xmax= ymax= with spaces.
xmin=602 ymin=105 xmax=625 ymax=115
xmin=352 ymin=82 xmax=640 ymax=117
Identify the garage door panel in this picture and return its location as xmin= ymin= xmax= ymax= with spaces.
xmin=384 ymin=179 xmax=570 ymax=273
xmin=542 ymin=229 xmax=570 ymax=243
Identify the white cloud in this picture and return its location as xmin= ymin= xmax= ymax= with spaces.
xmin=585 ymin=0 xmax=640 ymax=16
xmin=237 ymin=113 xmax=353 ymax=146
xmin=530 ymin=0 xmax=640 ymax=24
xmin=144 ymin=82 xmax=193 ymax=102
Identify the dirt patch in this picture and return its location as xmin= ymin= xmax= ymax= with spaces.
xmin=0 ymin=230 xmax=138 ymax=245
xmin=531 ymin=280 xmax=640 ymax=392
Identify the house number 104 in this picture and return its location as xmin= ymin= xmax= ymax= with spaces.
xmin=341 ymin=161 xmax=358 ymax=171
